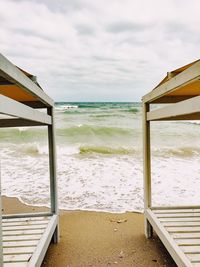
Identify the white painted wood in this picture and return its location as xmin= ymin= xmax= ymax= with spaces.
xmin=0 ymin=53 xmax=53 ymax=106
xmin=2 ymin=215 xmax=50 ymax=222
xmin=160 ymin=218 xmax=200 ymax=222
xmin=3 ymin=225 xmax=47 ymax=231
xmin=0 ymin=94 xmax=52 ymax=125
xmin=143 ymin=102 xmax=153 ymax=238
xmin=4 ymin=262 xmax=28 ymax=267
xmin=155 ymin=209 xmax=200 ymax=214
xmin=4 ymin=254 xmax=32 ymax=263
xmin=186 ymin=254 xmax=200 ymax=262
xmin=152 ymin=206 xmax=200 ymax=210
xmin=176 ymin=239 xmax=200 ymax=245
xmin=142 ymin=59 xmax=200 ymax=103
xmin=180 ymin=246 xmax=200 ymax=253
xmin=3 ymin=246 xmax=36 ymax=255
xmin=163 ymin=221 xmax=200 ymax=227
xmin=172 ymin=233 xmax=200 ymax=239
xmin=3 ymin=220 xmax=48 ymax=227
xmin=48 ymin=107 xmax=59 ymax=243
xmin=3 ymin=240 xmax=38 ymax=248
xmin=192 ymin=263 xmax=200 ymax=267
xmin=147 ymin=95 xmax=200 ymax=121
xmin=157 ymin=213 xmax=200 ymax=218
xmin=3 ymin=234 xmax=42 ymax=241
xmin=3 ymin=229 xmax=44 ymax=236
xmin=28 ymin=215 xmax=58 ymax=267
xmin=145 ymin=209 xmax=193 ymax=267
xmin=166 ymin=226 xmax=200 ymax=233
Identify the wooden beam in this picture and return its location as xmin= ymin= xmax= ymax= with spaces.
xmin=147 ymin=95 xmax=200 ymax=121
xmin=0 ymin=53 xmax=53 ymax=107
xmin=47 ymin=107 xmax=59 ymax=243
xmin=143 ymin=102 xmax=153 ymax=238
xmin=2 ymin=213 xmax=52 ymax=220
xmin=0 ymin=94 xmax=52 ymax=125
xmin=150 ymin=95 xmax=198 ymax=103
xmin=0 ymin=118 xmax=48 ymax=128
xmin=143 ymin=60 xmax=200 ymax=103
xmin=20 ymin=101 xmax=48 ymax=109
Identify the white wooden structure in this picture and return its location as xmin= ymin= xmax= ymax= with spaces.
xmin=142 ymin=60 xmax=200 ymax=267
xmin=0 ymin=54 xmax=59 ymax=266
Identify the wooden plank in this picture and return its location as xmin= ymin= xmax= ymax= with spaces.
xmin=172 ymin=233 xmax=200 ymax=239
xmin=4 ymin=262 xmax=28 ymax=267
xmin=4 ymin=253 xmax=32 ymax=263
xmin=3 ymin=229 xmax=44 ymax=236
xmin=155 ymin=209 xmax=200 ymax=214
xmin=3 ymin=246 xmax=36 ymax=255
xmin=180 ymin=246 xmax=200 ymax=254
xmin=142 ymin=60 xmax=200 ymax=103
xmin=186 ymin=254 xmax=200 ymax=262
xmin=147 ymin=95 xmax=200 ymax=121
xmin=0 ymin=118 xmax=48 ymax=128
xmin=0 ymin=53 xmax=53 ymax=106
xmin=3 ymin=240 xmax=38 ymax=248
xmin=2 ymin=215 xmax=50 ymax=222
xmin=143 ymin=102 xmax=153 ymax=238
xmin=152 ymin=206 xmax=200 ymax=211
xmin=48 ymin=107 xmax=59 ymax=243
xmin=145 ymin=209 xmax=193 ymax=266
xmin=166 ymin=227 xmax=200 ymax=233
xmin=3 ymin=234 xmax=42 ymax=242
xmin=163 ymin=222 xmax=200 ymax=227
xmin=157 ymin=213 xmax=200 ymax=218
xmin=28 ymin=215 xmax=58 ymax=267
xmin=3 ymin=225 xmax=46 ymax=231
xmin=176 ymin=239 xmax=200 ymax=246
xmin=160 ymin=218 xmax=200 ymax=222
xmin=0 ymin=94 xmax=52 ymax=125
xmin=3 ymin=220 xmax=48 ymax=227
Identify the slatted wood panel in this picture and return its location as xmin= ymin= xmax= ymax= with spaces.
xmin=153 ymin=208 xmax=200 ymax=266
xmin=2 ymin=216 xmax=50 ymax=266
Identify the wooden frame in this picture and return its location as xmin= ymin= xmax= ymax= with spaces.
xmin=0 ymin=55 xmax=59 ymax=266
xmin=143 ymin=61 xmax=200 ymax=267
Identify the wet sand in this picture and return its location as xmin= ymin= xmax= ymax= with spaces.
xmin=2 ymin=196 xmax=176 ymax=267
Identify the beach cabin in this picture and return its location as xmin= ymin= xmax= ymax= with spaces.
xmin=0 ymin=54 xmax=58 ymax=266
xmin=142 ymin=60 xmax=200 ymax=266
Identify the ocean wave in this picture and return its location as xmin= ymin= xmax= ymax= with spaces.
xmin=154 ymin=147 xmax=200 ymax=158
xmin=58 ymin=125 xmax=134 ymax=138
xmin=79 ymin=146 xmax=136 ymax=155
xmin=122 ymin=108 xmax=140 ymax=113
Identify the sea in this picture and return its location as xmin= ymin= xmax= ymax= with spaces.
xmin=1 ymin=102 xmax=200 ymax=213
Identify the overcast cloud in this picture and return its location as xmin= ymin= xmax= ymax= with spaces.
xmin=0 ymin=0 xmax=200 ymax=101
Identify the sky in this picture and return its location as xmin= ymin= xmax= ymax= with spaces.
xmin=0 ymin=0 xmax=200 ymax=102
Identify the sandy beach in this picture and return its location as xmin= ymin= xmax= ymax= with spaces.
xmin=2 ymin=196 xmax=176 ymax=267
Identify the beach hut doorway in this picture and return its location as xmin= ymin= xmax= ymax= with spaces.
xmin=0 ymin=53 xmax=59 ymax=266
xmin=143 ymin=60 xmax=200 ymax=267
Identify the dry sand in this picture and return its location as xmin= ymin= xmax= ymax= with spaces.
xmin=2 ymin=196 xmax=176 ymax=267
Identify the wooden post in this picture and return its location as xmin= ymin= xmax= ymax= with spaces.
xmin=47 ymin=107 xmax=59 ymax=243
xmin=143 ymin=102 xmax=153 ymax=238
xmin=0 ymin=163 xmax=3 ymax=265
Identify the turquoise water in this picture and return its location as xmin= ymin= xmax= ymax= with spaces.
xmin=1 ymin=102 xmax=200 ymax=212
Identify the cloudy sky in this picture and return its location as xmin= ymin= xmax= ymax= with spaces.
xmin=0 ymin=0 xmax=200 ymax=101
